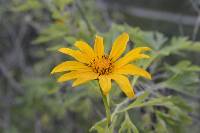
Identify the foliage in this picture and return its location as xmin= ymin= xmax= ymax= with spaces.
xmin=0 ymin=0 xmax=200 ymax=133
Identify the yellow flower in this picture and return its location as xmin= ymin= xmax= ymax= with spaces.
xmin=51 ymin=33 xmax=151 ymax=98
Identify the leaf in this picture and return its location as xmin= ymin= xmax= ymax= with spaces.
xmin=119 ymin=113 xmax=139 ymax=133
xmin=129 ymin=28 xmax=146 ymax=44
xmin=13 ymin=0 xmax=42 ymax=12
xmin=162 ymin=60 xmax=200 ymax=95
xmin=159 ymin=37 xmax=200 ymax=56
xmin=185 ymin=42 xmax=200 ymax=52
xmin=63 ymin=91 xmax=88 ymax=108
xmin=33 ymin=24 xmax=68 ymax=44
xmin=154 ymin=96 xmax=192 ymax=133
xmin=46 ymin=44 xmax=66 ymax=51
xmin=155 ymin=116 xmax=168 ymax=133
xmin=64 ymin=36 xmax=77 ymax=44
xmin=165 ymin=60 xmax=200 ymax=74
xmin=161 ymin=72 xmax=200 ymax=93
xmin=156 ymin=107 xmax=192 ymax=132
xmin=131 ymin=91 xmax=149 ymax=105
xmin=89 ymin=119 xmax=107 ymax=133
xmin=142 ymin=31 xmax=168 ymax=50
xmin=53 ymin=0 xmax=73 ymax=11
xmin=112 ymin=92 xmax=149 ymax=117
xmin=70 ymin=98 xmax=92 ymax=119
xmin=118 ymin=92 xmax=173 ymax=113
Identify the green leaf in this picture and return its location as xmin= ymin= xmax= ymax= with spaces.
xmin=185 ymin=42 xmax=200 ymax=52
xmin=64 ymin=36 xmax=77 ymax=44
xmin=33 ymin=32 xmax=66 ymax=44
xmin=161 ymin=72 xmax=200 ymax=93
xmin=142 ymin=31 xmax=168 ymax=50
xmin=53 ymin=0 xmax=73 ymax=11
xmin=131 ymin=91 xmax=149 ymax=105
xmin=162 ymin=60 xmax=200 ymax=95
xmin=33 ymin=24 xmax=68 ymax=44
xmin=159 ymin=37 xmax=200 ymax=56
xmin=89 ymin=119 xmax=107 ymax=133
xmin=118 ymin=92 xmax=173 ymax=113
xmin=119 ymin=113 xmax=139 ymax=133
xmin=46 ymin=44 xmax=66 ymax=51
xmin=165 ymin=60 xmax=200 ymax=74
xmin=13 ymin=0 xmax=42 ymax=12
xmin=155 ymin=116 xmax=168 ymax=133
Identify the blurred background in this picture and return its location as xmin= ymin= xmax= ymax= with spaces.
xmin=0 ymin=0 xmax=200 ymax=133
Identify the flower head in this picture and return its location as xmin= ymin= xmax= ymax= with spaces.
xmin=51 ymin=33 xmax=151 ymax=98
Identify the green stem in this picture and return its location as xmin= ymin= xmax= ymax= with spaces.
xmin=98 ymin=83 xmax=111 ymax=129
xmin=102 ymin=93 xmax=111 ymax=127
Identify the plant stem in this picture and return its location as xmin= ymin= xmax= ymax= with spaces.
xmin=102 ymin=93 xmax=111 ymax=127
xmin=98 ymin=83 xmax=111 ymax=129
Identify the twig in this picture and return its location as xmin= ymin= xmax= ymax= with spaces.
xmin=189 ymin=113 xmax=200 ymax=121
xmin=192 ymin=15 xmax=200 ymax=40
xmin=96 ymin=0 xmax=112 ymax=28
xmin=190 ymin=0 xmax=200 ymax=14
xmin=14 ymin=19 xmax=31 ymax=74
xmin=1 ymin=87 xmax=12 ymax=133
xmin=190 ymin=0 xmax=200 ymax=40
xmin=0 ymin=62 xmax=24 ymax=95
xmin=75 ymin=0 xmax=94 ymax=35
xmin=141 ymin=82 xmax=200 ymax=102
xmin=108 ymin=4 xmax=197 ymax=26
xmin=35 ymin=113 xmax=42 ymax=133
xmin=178 ymin=22 xmax=184 ymax=36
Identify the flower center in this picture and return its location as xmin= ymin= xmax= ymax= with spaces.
xmin=88 ymin=55 xmax=114 ymax=75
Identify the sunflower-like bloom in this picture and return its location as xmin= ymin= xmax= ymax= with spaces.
xmin=51 ymin=33 xmax=151 ymax=98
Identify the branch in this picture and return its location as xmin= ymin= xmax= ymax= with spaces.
xmin=109 ymin=4 xmax=197 ymax=26
xmin=0 ymin=62 xmax=24 ymax=95
xmin=141 ymin=82 xmax=200 ymax=102
xmin=190 ymin=0 xmax=200 ymax=40
xmin=75 ymin=0 xmax=94 ymax=35
xmin=35 ymin=113 xmax=42 ymax=133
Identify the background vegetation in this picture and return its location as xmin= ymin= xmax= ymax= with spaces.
xmin=0 ymin=0 xmax=200 ymax=133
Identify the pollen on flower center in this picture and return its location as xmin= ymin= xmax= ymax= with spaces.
xmin=88 ymin=55 xmax=114 ymax=75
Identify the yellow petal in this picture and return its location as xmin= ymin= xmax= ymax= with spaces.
xmin=114 ymin=64 xmax=151 ymax=79
xmin=109 ymin=32 xmax=129 ymax=61
xmin=94 ymin=35 xmax=104 ymax=58
xmin=72 ymin=72 xmax=98 ymax=87
xmin=131 ymin=47 xmax=151 ymax=53
xmin=74 ymin=41 xmax=95 ymax=58
xmin=57 ymin=69 xmax=92 ymax=83
xmin=51 ymin=61 xmax=88 ymax=74
xmin=58 ymin=48 xmax=90 ymax=63
xmin=115 ymin=47 xmax=151 ymax=68
xmin=57 ymin=71 xmax=79 ymax=83
xmin=110 ymin=74 xmax=135 ymax=98
xmin=99 ymin=75 xmax=111 ymax=95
